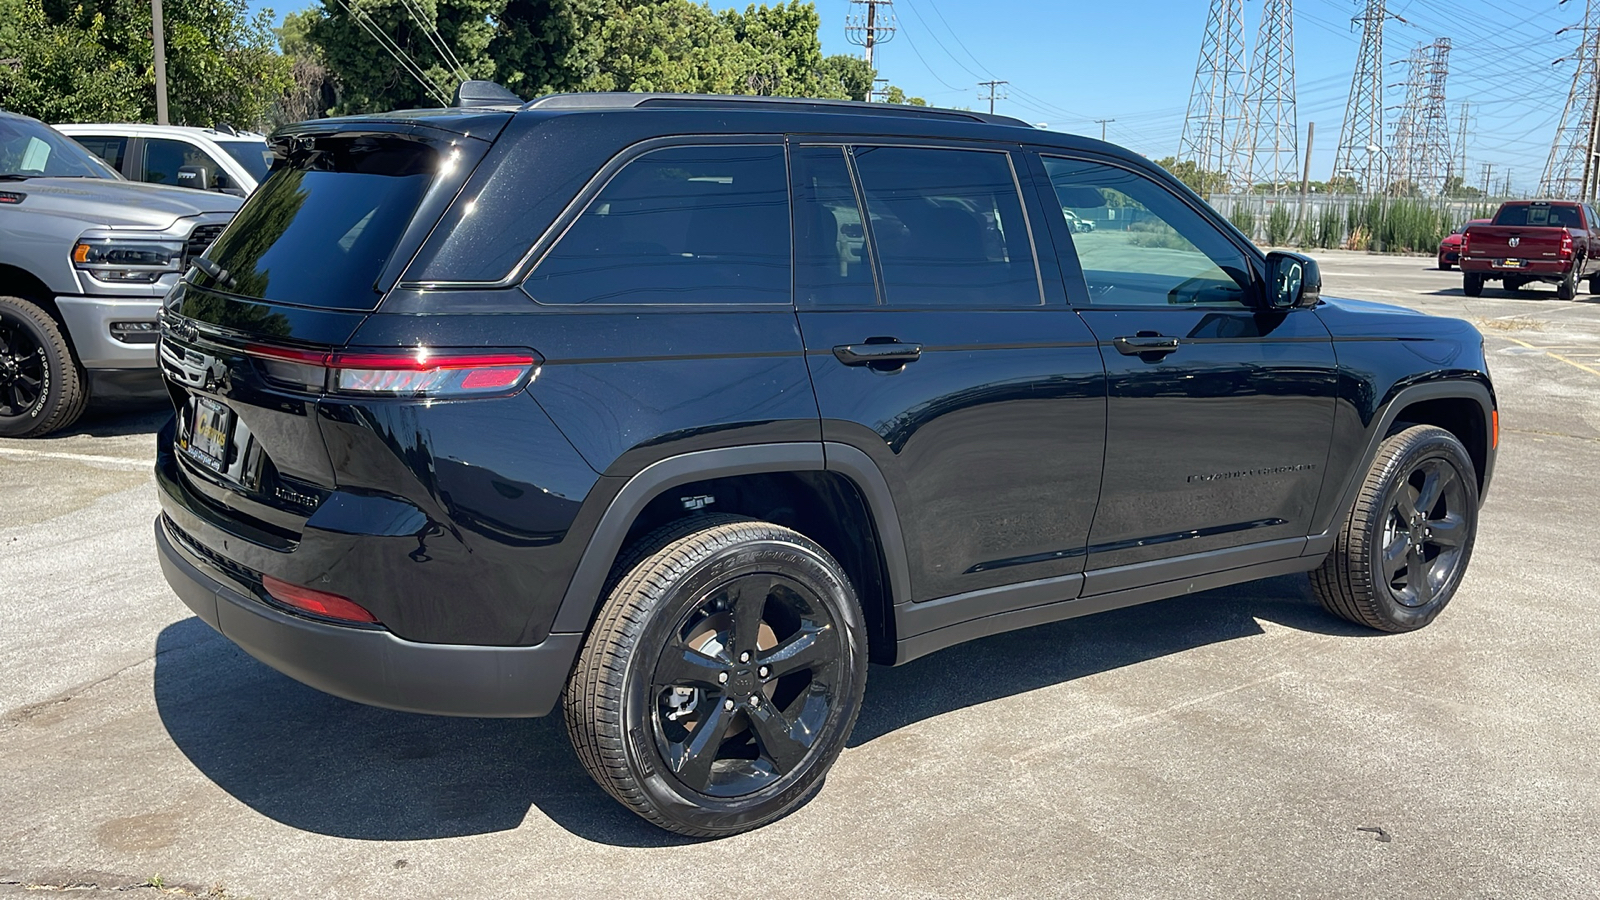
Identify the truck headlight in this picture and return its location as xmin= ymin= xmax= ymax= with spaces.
xmin=72 ymin=239 xmax=185 ymax=284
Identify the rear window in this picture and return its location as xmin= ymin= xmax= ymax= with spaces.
xmin=1493 ymin=204 xmax=1584 ymax=228
xmin=195 ymin=135 xmax=438 ymax=308
xmin=219 ymin=140 xmax=273 ymax=183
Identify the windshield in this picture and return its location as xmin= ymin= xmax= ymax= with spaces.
xmin=219 ymin=140 xmax=274 ymax=183
xmin=0 ymin=115 xmax=120 ymax=180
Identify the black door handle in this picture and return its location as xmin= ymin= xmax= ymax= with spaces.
xmin=833 ymin=341 xmax=923 ymax=367
xmin=1112 ymin=335 xmax=1180 ymax=357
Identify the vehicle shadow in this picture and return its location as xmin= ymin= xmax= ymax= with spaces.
xmin=152 ymin=574 xmax=1366 ymax=847
xmin=59 ymin=400 xmax=172 ymax=438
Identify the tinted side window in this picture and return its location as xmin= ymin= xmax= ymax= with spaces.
xmin=143 ymin=138 xmax=220 ymax=187
xmin=73 ymin=136 xmax=127 ymax=170
xmin=851 ymin=146 xmax=1041 ymax=307
xmin=1043 ymin=157 xmax=1251 ymax=308
xmin=525 ymin=145 xmax=790 ymax=306
xmin=792 ymin=145 xmax=877 ymax=307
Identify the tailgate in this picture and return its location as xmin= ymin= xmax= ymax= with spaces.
xmin=1464 ymin=226 xmax=1567 ymax=260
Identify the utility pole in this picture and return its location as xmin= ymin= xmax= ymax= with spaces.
xmin=1178 ymin=0 xmax=1250 ymax=192
xmin=845 ymin=0 xmax=897 ymax=78
xmin=1094 ymin=118 xmax=1115 ymax=141
xmin=868 ymin=78 xmax=888 ymax=104
xmin=151 ymin=0 xmax=169 ymax=125
xmin=978 ymin=80 xmax=1009 ymax=115
xmin=1482 ymin=162 xmax=1495 ymax=197
xmin=1540 ymin=0 xmax=1600 ymax=200
xmin=1300 ymin=121 xmax=1316 ymax=197
xmin=1241 ymin=0 xmax=1299 ymax=195
xmin=1333 ymin=0 xmax=1398 ymax=194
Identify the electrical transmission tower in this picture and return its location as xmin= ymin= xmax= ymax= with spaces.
xmin=845 ymin=0 xmax=897 ymax=73
xmin=1178 ymin=0 xmax=1249 ymax=192
xmin=1333 ymin=0 xmax=1391 ymax=193
xmin=1389 ymin=43 xmax=1429 ymax=195
xmin=1416 ymin=39 xmax=1453 ymax=195
xmin=1241 ymin=0 xmax=1299 ymax=193
xmin=1539 ymin=0 xmax=1600 ymax=200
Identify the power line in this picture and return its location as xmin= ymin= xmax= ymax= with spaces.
xmin=335 ymin=0 xmax=452 ymax=106
xmin=846 ymin=0 xmax=897 ymax=73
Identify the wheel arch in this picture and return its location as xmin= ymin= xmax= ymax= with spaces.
xmin=0 ymin=265 xmax=64 ymax=325
xmin=1310 ymin=380 xmax=1495 ymax=555
xmin=551 ymin=443 xmax=910 ymax=664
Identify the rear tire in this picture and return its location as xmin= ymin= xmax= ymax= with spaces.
xmin=564 ymin=515 xmax=868 ymax=837
xmin=0 ymin=295 xmax=87 ymax=438
xmin=1588 ymin=273 xmax=1599 ymax=294
xmin=1558 ymin=267 xmax=1578 ymax=300
xmin=1462 ymin=274 xmax=1484 ymax=297
xmin=1311 ymin=425 xmax=1478 ymax=633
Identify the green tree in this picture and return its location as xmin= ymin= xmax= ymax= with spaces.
xmin=817 ymin=53 xmax=871 ymax=101
xmin=1156 ymin=156 xmax=1226 ymax=195
xmin=883 ymin=85 xmax=925 ymax=106
xmin=0 ymin=0 xmax=144 ymax=121
xmin=488 ymin=0 xmax=602 ymax=96
xmin=721 ymin=1 xmax=826 ymax=96
xmin=308 ymin=0 xmax=503 ymax=113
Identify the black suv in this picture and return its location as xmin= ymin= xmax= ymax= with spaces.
xmin=154 ymin=89 xmax=1496 ymax=836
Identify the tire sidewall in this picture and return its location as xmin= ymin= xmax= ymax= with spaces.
xmin=618 ymin=535 xmax=867 ymax=835
xmin=1362 ymin=431 xmax=1479 ymax=630
xmin=0 ymin=301 xmax=69 ymax=437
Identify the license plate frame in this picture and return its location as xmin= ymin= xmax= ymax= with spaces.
xmin=1498 ymin=259 xmax=1525 ymax=269
xmin=184 ymin=396 xmax=235 ymax=473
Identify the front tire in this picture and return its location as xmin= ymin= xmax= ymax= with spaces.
xmin=1311 ymin=426 xmax=1479 ymax=632
xmin=0 ymin=296 xmax=88 ymax=438
xmin=1463 ymin=274 xmax=1484 ymax=297
xmin=564 ymin=515 xmax=868 ymax=837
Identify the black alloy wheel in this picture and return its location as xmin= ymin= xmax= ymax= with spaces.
xmin=0 ymin=296 xmax=87 ymax=438
xmin=565 ymin=515 xmax=867 ymax=837
xmin=1312 ymin=425 xmax=1479 ymax=632
xmin=1376 ymin=456 xmax=1471 ymax=610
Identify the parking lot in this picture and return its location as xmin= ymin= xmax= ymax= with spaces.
xmin=2 ymin=250 xmax=1598 ymax=899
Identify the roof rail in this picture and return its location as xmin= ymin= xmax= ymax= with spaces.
xmin=522 ymin=92 xmax=1032 ymax=127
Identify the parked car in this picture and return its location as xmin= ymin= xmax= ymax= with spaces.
xmin=1062 ymin=207 xmax=1096 ymax=232
xmin=1460 ymin=200 xmax=1600 ymax=298
xmin=58 ymin=123 xmax=272 ymax=196
xmin=0 ymin=110 xmax=238 ymax=437
xmin=154 ymin=85 xmax=1497 ymax=837
xmin=1438 ymin=218 xmax=1490 ymax=270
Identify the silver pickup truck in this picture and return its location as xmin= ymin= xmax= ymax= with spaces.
xmin=1 ymin=110 xmax=239 ymax=437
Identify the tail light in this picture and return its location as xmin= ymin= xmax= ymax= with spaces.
xmin=1461 ymin=231 xmax=1472 ymax=256
xmin=262 ymin=575 xmax=380 ymax=624
xmin=1561 ymin=232 xmax=1574 ymax=260
xmin=248 ymin=345 xmax=540 ymax=398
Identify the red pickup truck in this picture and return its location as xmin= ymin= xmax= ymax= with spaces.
xmin=1460 ymin=200 xmax=1600 ymax=299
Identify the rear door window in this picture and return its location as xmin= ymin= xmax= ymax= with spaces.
xmin=142 ymin=138 xmax=222 ymax=188
xmin=524 ymin=144 xmax=790 ymax=306
xmin=72 ymin=135 xmax=128 ymax=171
xmin=849 ymin=146 xmax=1042 ymax=307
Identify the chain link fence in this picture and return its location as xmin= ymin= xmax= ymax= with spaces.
xmin=1205 ymin=193 xmax=1505 ymax=253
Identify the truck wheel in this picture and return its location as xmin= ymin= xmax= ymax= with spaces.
xmin=1589 ymin=273 xmax=1600 ymax=295
xmin=564 ymin=515 xmax=868 ymax=837
xmin=1462 ymin=274 xmax=1484 ymax=297
xmin=1311 ymin=425 xmax=1478 ymax=633
xmin=0 ymin=295 xmax=88 ymax=438
xmin=1558 ymin=268 xmax=1578 ymax=300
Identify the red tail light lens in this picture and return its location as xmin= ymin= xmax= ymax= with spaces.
xmin=1561 ymin=232 xmax=1574 ymax=260
xmin=249 ymin=345 xmax=540 ymax=397
xmin=262 ymin=575 xmax=380 ymax=624
xmin=1461 ymin=232 xmax=1471 ymax=255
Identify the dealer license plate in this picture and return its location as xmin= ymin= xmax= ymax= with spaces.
xmin=1498 ymin=259 xmax=1524 ymax=268
xmin=185 ymin=396 xmax=234 ymax=473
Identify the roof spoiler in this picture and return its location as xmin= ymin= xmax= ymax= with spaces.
xmin=453 ymin=81 xmax=522 ymax=108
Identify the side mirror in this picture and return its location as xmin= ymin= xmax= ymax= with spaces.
xmin=176 ymin=165 xmax=212 ymax=191
xmin=1265 ymin=250 xmax=1321 ymax=310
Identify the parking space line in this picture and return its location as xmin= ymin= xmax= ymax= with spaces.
xmin=1496 ymin=335 xmax=1600 ymax=379
xmin=0 ymin=446 xmax=152 ymax=469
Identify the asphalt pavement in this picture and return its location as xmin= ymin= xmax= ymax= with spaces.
xmin=2 ymin=251 xmax=1598 ymax=899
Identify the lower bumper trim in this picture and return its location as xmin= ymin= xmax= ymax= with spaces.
xmin=155 ymin=517 xmax=582 ymax=718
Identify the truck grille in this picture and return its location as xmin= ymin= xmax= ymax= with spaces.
xmin=185 ymin=224 xmax=228 ymax=264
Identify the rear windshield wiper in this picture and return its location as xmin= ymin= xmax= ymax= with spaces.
xmin=191 ymin=256 xmax=235 ymax=289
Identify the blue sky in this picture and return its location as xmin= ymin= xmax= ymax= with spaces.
xmin=249 ymin=0 xmax=1573 ymax=194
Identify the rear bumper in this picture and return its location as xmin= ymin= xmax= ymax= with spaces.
xmin=1460 ymin=258 xmax=1568 ymax=279
xmin=155 ymin=515 xmax=582 ymax=717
